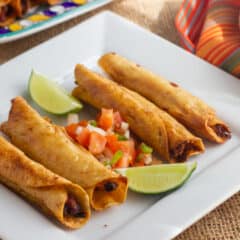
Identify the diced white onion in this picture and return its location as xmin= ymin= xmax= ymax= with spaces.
xmin=143 ymin=154 xmax=152 ymax=165
xmin=67 ymin=113 xmax=79 ymax=125
xmin=87 ymin=124 xmax=107 ymax=136
xmin=75 ymin=126 xmax=83 ymax=135
xmin=124 ymin=130 xmax=130 ymax=139
xmin=121 ymin=121 xmax=129 ymax=131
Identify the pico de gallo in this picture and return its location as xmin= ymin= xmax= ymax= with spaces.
xmin=65 ymin=109 xmax=153 ymax=169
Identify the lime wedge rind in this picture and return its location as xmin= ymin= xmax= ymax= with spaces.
xmin=116 ymin=162 xmax=197 ymax=194
xmin=28 ymin=70 xmax=83 ymax=115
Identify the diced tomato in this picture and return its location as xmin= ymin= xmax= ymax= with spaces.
xmin=76 ymin=127 xmax=91 ymax=148
xmin=66 ymin=109 xmax=139 ymax=169
xmin=117 ymin=139 xmax=136 ymax=164
xmin=106 ymin=134 xmax=119 ymax=152
xmin=132 ymin=151 xmax=150 ymax=167
xmin=114 ymin=153 xmax=130 ymax=168
xmin=88 ymin=132 xmax=107 ymax=155
xmin=113 ymin=111 xmax=122 ymax=129
xmin=65 ymin=123 xmax=79 ymax=139
xmin=65 ymin=121 xmax=88 ymax=140
xmin=107 ymin=135 xmax=136 ymax=167
xmin=98 ymin=109 xmax=114 ymax=130
xmin=78 ymin=120 xmax=88 ymax=127
xmin=130 ymin=149 xmax=141 ymax=166
xmin=107 ymin=136 xmax=136 ymax=159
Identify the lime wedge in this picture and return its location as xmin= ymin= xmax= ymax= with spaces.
xmin=116 ymin=162 xmax=197 ymax=194
xmin=28 ymin=70 xmax=82 ymax=114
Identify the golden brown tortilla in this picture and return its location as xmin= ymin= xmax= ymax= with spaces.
xmin=1 ymin=97 xmax=128 ymax=211
xmin=0 ymin=136 xmax=90 ymax=229
xmin=99 ymin=53 xmax=231 ymax=143
xmin=72 ymin=64 xmax=204 ymax=162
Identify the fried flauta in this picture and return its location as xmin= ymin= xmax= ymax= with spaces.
xmin=72 ymin=64 xmax=204 ymax=162
xmin=10 ymin=0 xmax=30 ymax=17
xmin=31 ymin=0 xmax=61 ymax=6
xmin=0 ymin=0 xmax=16 ymax=26
xmin=0 ymin=136 xmax=90 ymax=229
xmin=99 ymin=53 xmax=231 ymax=143
xmin=1 ymin=97 xmax=128 ymax=211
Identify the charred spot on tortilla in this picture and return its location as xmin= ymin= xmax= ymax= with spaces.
xmin=64 ymin=195 xmax=86 ymax=218
xmin=212 ymin=124 xmax=231 ymax=139
xmin=170 ymin=82 xmax=178 ymax=87
xmin=104 ymin=182 xmax=118 ymax=192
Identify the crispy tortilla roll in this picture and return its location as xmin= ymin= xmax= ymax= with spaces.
xmin=10 ymin=0 xmax=30 ymax=17
xmin=72 ymin=64 xmax=204 ymax=162
xmin=99 ymin=53 xmax=231 ymax=143
xmin=0 ymin=0 xmax=16 ymax=26
xmin=0 ymin=136 xmax=90 ymax=229
xmin=31 ymin=0 xmax=61 ymax=6
xmin=1 ymin=97 xmax=128 ymax=211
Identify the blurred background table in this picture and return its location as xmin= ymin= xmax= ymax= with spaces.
xmin=0 ymin=0 xmax=239 ymax=239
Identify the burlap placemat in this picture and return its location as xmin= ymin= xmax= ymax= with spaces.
xmin=0 ymin=0 xmax=240 ymax=239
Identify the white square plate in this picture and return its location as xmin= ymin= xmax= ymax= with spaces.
xmin=0 ymin=11 xmax=240 ymax=240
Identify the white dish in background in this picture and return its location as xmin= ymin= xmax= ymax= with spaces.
xmin=0 ymin=11 xmax=240 ymax=240
xmin=0 ymin=0 xmax=112 ymax=44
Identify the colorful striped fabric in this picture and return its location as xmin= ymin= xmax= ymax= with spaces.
xmin=175 ymin=0 xmax=240 ymax=78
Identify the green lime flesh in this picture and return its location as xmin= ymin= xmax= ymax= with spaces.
xmin=28 ymin=70 xmax=82 ymax=115
xmin=116 ymin=162 xmax=197 ymax=194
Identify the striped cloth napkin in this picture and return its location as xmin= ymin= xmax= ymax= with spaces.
xmin=175 ymin=0 xmax=240 ymax=78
